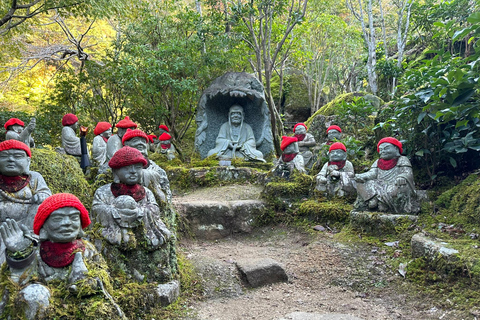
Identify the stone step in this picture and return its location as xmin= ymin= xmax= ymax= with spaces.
xmin=173 ymin=199 xmax=267 ymax=240
xmin=236 ymin=258 xmax=288 ymax=288
xmin=350 ymin=211 xmax=418 ymax=236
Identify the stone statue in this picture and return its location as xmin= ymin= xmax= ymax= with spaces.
xmin=293 ymin=122 xmax=316 ymax=169
xmin=105 ymin=116 xmax=137 ymax=162
xmin=316 ymin=142 xmax=355 ymax=198
xmin=122 ymin=129 xmax=172 ymax=203
xmin=4 ymin=118 xmax=35 ymax=148
xmin=91 ymin=146 xmax=174 ymax=282
xmin=148 ymin=134 xmax=157 ymax=153
xmin=158 ymin=124 xmax=169 ymax=136
xmin=92 ymin=122 xmax=112 ymax=166
xmin=0 ymin=193 xmax=115 ymax=320
xmin=157 ymin=132 xmax=176 ymax=160
xmin=271 ymin=136 xmax=305 ymax=178
xmin=195 ymin=72 xmax=274 ymax=159
xmin=354 ymin=137 xmax=419 ymax=214
xmin=326 ymin=125 xmax=342 ymax=144
xmin=61 ymin=113 xmax=81 ymax=156
xmin=0 ymin=140 xmax=52 ymax=264
xmin=207 ymin=104 xmax=265 ymax=162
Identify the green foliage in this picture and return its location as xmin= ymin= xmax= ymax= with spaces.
xmin=336 ymin=96 xmax=376 ymax=140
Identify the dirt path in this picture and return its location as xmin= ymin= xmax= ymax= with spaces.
xmin=179 ymin=227 xmax=465 ymax=320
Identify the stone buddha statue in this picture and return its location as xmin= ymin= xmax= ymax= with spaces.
xmin=4 ymin=117 xmax=35 ymax=148
xmin=91 ymin=146 xmax=174 ymax=282
xmin=316 ymin=142 xmax=355 ymax=197
xmin=61 ymin=113 xmax=82 ymax=156
xmin=354 ymin=137 xmax=418 ymax=214
xmin=122 ymin=129 xmax=172 ymax=203
xmin=271 ymin=136 xmax=305 ymax=178
xmin=157 ymin=132 xmax=176 ymax=160
xmin=326 ymin=125 xmax=342 ymax=144
xmin=92 ymin=122 xmax=112 ymax=166
xmin=105 ymin=116 xmax=137 ymax=162
xmin=207 ymin=105 xmax=265 ymax=162
xmin=0 ymin=193 xmax=110 ymax=319
xmin=293 ymin=123 xmax=316 ymax=169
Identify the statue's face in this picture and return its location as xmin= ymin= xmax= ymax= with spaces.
xmin=230 ymin=110 xmax=243 ymax=125
xmin=161 ymin=140 xmax=171 ymax=145
xmin=42 ymin=207 xmax=82 ymax=243
xmin=113 ymin=163 xmax=143 ymax=185
xmin=117 ymin=128 xmax=127 ymax=138
xmin=0 ymin=149 xmax=30 ymax=176
xmin=283 ymin=142 xmax=299 ymax=154
xmin=329 ymin=149 xmax=347 ymax=162
xmin=295 ymin=125 xmax=307 ymax=135
xmin=71 ymin=122 xmax=79 ymax=131
xmin=101 ymin=128 xmax=112 ymax=139
xmin=124 ymin=137 xmax=148 ymax=158
xmin=379 ymin=143 xmax=400 ymax=160
xmin=327 ymin=129 xmax=341 ymax=141
xmin=10 ymin=124 xmax=24 ymax=134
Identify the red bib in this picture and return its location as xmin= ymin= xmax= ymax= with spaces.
xmin=378 ymin=158 xmax=398 ymax=170
xmin=40 ymin=239 xmax=85 ymax=268
xmin=0 ymin=174 xmax=30 ymax=193
xmin=111 ymin=183 xmax=146 ymax=202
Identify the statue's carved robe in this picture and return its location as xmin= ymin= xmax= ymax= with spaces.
xmin=207 ymin=122 xmax=264 ymax=162
xmin=92 ymin=135 xmax=108 ymax=166
xmin=61 ymin=126 xmax=81 ymax=156
xmin=297 ymin=132 xmax=316 ymax=168
xmin=356 ymin=156 xmax=416 ymax=213
xmin=143 ymin=160 xmax=172 ymax=203
xmin=105 ymin=134 xmax=122 ymax=162
xmin=6 ymin=130 xmax=35 ymax=148
xmin=316 ymin=160 xmax=355 ymax=197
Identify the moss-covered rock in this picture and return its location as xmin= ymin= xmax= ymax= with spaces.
xmin=30 ymin=148 xmax=93 ymax=210
xmin=298 ymin=200 xmax=352 ymax=224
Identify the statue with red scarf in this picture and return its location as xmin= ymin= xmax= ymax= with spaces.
xmin=293 ymin=123 xmax=316 ymax=169
xmin=354 ymin=137 xmax=418 ymax=214
xmin=157 ymin=132 xmax=176 ymax=160
xmin=271 ymin=136 xmax=305 ymax=178
xmin=316 ymin=142 xmax=355 ymax=198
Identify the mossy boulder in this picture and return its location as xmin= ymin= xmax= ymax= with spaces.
xmin=298 ymin=200 xmax=352 ymax=224
xmin=262 ymin=173 xmax=313 ymax=211
xmin=30 ymin=148 xmax=93 ymax=209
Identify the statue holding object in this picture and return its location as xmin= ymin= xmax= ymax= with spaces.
xmin=293 ymin=122 xmax=316 ymax=169
xmin=5 ymin=118 xmax=35 ymax=148
xmin=92 ymin=122 xmax=112 ymax=166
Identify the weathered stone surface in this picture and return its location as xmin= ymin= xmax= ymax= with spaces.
xmin=175 ymin=200 xmax=266 ymax=239
xmin=195 ymin=72 xmax=274 ymax=159
xmin=236 ymin=258 xmax=288 ymax=288
xmin=279 ymin=312 xmax=365 ymax=320
xmin=156 ymin=280 xmax=180 ymax=306
xmin=17 ymin=284 xmax=51 ymax=320
xmin=350 ymin=211 xmax=417 ymax=236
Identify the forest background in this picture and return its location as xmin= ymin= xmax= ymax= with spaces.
xmin=0 ymin=0 xmax=479 ymax=185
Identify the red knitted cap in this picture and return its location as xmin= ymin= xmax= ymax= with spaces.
xmin=158 ymin=132 xmax=172 ymax=141
xmin=115 ymin=116 xmax=137 ymax=129
xmin=159 ymin=124 xmax=169 ymax=132
xmin=327 ymin=125 xmax=342 ymax=133
xmin=280 ymin=136 xmax=298 ymax=151
xmin=108 ymin=146 xmax=147 ymax=169
xmin=4 ymin=118 xmax=24 ymax=130
xmin=93 ymin=122 xmax=112 ymax=136
xmin=62 ymin=113 xmax=78 ymax=126
xmin=329 ymin=142 xmax=347 ymax=152
xmin=377 ymin=137 xmax=403 ymax=154
xmin=122 ymin=129 xmax=149 ymax=145
xmin=293 ymin=123 xmax=307 ymax=132
xmin=33 ymin=193 xmax=91 ymax=235
xmin=147 ymin=134 xmax=156 ymax=143
xmin=0 ymin=140 xmax=31 ymax=157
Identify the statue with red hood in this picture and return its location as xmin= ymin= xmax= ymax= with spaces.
xmin=292 ymin=123 xmax=316 ymax=169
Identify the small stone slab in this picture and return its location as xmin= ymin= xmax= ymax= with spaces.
xmin=411 ymin=233 xmax=460 ymax=274
xmin=279 ymin=312 xmax=365 ymax=320
xmin=350 ymin=211 xmax=417 ymax=236
xmin=236 ymin=258 xmax=288 ymax=288
xmin=155 ymin=280 xmax=180 ymax=307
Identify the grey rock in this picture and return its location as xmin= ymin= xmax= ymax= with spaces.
xmin=236 ymin=257 xmax=288 ymax=288
xmin=350 ymin=211 xmax=417 ymax=236
xmin=156 ymin=280 xmax=180 ymax=306
xmin=18 ymin=284 xmax=50 ymax=320
xmin=195 ymin=72 xmax=274 ymax=159
xmin=279 ymin=312 xmax=365 ymax=320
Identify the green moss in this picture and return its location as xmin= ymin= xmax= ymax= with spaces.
xmin=298 ymin=200 xmax=351 ymax=223
xmin=30 ymin=148 xmax=93 ymax=210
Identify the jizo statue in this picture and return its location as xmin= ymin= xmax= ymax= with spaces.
xmin=293 ymin=123 xmax=316 ymax=169
xmin=105 ymin=116 xmax=138 ymax=163
xmin=4 ymin=118 xmax=35 ymax=148
xmin=92 ymin=122 xmax=112 ymax=166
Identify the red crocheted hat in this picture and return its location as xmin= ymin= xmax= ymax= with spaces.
xmin=377 ymin=137 xmax=403 ymax=154
xmin=158 ymin=132 xmax=172 ymax=141
xmin=158 ymin=124 xmax=169 ymax=132
xmin=4 ymin=118 xmax=24 ymax=130
xmin=122 ymin=129 xmax=149 ymax=145
xmin=0 ymin=140 xmax=31 ymax=157
xmin=115 ymin=116 xmax=138 ymax=129
xmin=108 ymin=146 xmax=147 ymax=169
xmin=280 ymin=136 xmax=298 ymax=151
xmin=293 ymin=123 xmax=307 ymax=132
xmin=327 ymin=125 xmax=342 ymax=133
xmin=329 ymin=142 xmax=347 ymax=152
xmin=33 ymin=193 xmax=91 ymax=235
xmin=147 ymin=134 xmax=156 ymax=143
xmin=93 ymin=122 xmax=112 ymax=136
xmin=62 ymin=113 xmax=78 ymax=126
